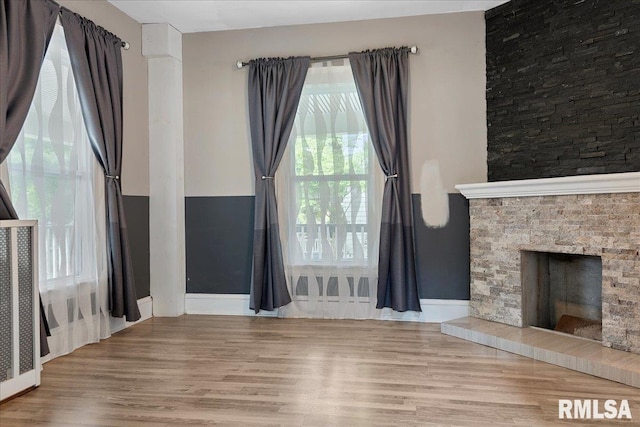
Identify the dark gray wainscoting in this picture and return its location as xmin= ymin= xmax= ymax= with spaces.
xmin=185 ymin=194 xmax=470 ymax=300
xmin=186 ymin=196 xmax=254 ymax=294
xmin=123 ymin=196 xmax=150 ymax=298
xmin=412 ymin=194 xmax=470 ymax=300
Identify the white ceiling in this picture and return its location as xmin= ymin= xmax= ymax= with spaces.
xmin=108 ymin=0 xmax=509 ymax=33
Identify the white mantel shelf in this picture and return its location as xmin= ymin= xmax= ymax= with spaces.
xmin=455 ymin=172 xmax=640 ymax=199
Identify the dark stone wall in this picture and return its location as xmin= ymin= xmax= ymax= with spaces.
xmin=486 ymin=0 xmax=640 ymax=181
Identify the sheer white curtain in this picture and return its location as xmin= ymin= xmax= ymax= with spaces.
xmin=5 ymin=23 xmax=109 ymax=360
xmin=277 ymin=60 xmax=383 ymax=319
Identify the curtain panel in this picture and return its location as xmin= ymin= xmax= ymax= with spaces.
xmin=60 ymin=8 xmax=140 ymax=321
xmin=1 ymin=0 xmax=60 ymax=357
xmin=348 ymin=47 xmax=421 ymax=312
xmin=248 ymin=56 xmax=309 ymax=313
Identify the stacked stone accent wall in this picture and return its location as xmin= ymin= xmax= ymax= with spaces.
xmin=469 ymin=192 xmax=640 ymax=353
xmin=486 ymin=0 xmax=640 ymax=181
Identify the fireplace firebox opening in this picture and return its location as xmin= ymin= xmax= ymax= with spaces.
xmin=521 ymin=251 xmax=602 ymax=341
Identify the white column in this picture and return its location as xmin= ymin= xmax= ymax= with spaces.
xmin=143 ymin=23 xmax=185 ymax=316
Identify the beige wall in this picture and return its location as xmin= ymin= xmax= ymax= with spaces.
xmin=183 ymin=12 xmax=487 ymax=196
xmin=58 ymin=0 xmax=149 ymax=196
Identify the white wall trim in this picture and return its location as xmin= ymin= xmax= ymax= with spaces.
xmin=110 ymin=296 xmax=153 ymax=334
xmin=184 ymin=293 xmax=468 ymax=323
xmin=185 ymin=294 xmax=278 ymax=317
xmin=382 ymin=299 xmax=470 ymax=323
xmin=455 ymin=171 xmax=640 ymax=199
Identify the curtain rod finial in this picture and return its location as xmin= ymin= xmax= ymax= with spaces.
xmin=410 ymin=46 xmax=418 ymax=54
xmin=236 ymin=60 xmax=245 ymax=69
xmin=122 ymin=41 xmax=130 ymax=50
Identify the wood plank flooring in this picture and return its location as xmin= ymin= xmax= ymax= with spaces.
xmin=1 ymin=315 xmax=639 ymax=426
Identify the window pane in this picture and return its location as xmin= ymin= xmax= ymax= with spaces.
xmin=279 ymin=60 xmax=381 ymax=266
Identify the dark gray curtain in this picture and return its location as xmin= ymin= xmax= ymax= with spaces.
xmin=60 ymin=8 xmax=140 ymax=321
xmin=1 ymin=0 xmax=59 ymax=357
xmin=349 ymin=47 xmax=421 ymax=312
xmin=248 ymin=57 xmax=309 ymax=313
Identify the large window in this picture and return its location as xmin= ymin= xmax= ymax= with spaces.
xmin=277 ymin=60 xmax=382 ymax=318
xmin=5 ymin=24 xmax=109 ymax=358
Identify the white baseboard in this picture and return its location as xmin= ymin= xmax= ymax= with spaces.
xmin=381 ymin=299 xmax=470 ymax=323
xmin=184 ymin=293 xmax=468 ymax=323
xmin=185 ymin=294 xmax=277 ymax=317
xmin=110 ymin=296 xmax=154 ymax=334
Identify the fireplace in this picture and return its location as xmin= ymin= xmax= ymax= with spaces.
xmin=455 ymin=172 xmax=640 ymax=355
xmin=521 ymin=251 xmax=602 ymax=340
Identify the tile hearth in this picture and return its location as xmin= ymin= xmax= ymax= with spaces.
xmin=441 ymin=316 xmax=640 ymax=388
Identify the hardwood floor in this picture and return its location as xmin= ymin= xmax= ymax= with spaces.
xmin=1 ymin=315 xmax=638 ymax=426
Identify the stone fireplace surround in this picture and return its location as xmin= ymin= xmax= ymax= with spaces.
xmin=456 ymin=172 xmax=640 ymax=355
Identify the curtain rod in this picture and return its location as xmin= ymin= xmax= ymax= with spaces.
xmin=235 ymin=45 xmax=418 ymax=69
xmin=57 ymin=6 xmax=129 ymax=50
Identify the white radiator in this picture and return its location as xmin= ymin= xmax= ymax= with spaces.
xmin=0 ymin=220 xmax=40 ymax=401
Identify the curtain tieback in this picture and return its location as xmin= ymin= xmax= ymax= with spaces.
xmin=385 ymin=173 xmax=398 ymax=181
xmin=261 ymin=176 xmax=274 ymax=180
xmin=105 ymin=174 xmax=120 ymax=180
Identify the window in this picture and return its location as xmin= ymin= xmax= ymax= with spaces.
xmin=277 ymin=60 xmax=382 ymax=318
xmin=5 ymin=24 xmax=109 ymax=357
